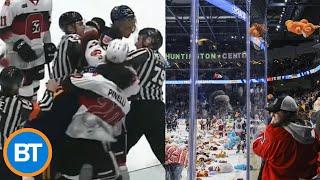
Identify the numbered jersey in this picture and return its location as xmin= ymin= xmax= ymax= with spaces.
xmin=127 ymin=48 xmax=165 ymax=101
xmin=234 ymin=118 xmax=245 ymax=134
xmin=0 ymin=0 xmax=52 ymax=69
xmin=65 ymin=73 xmax=131 ymax=142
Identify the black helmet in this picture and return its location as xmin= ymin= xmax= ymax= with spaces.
xmin=59 ymin=11 xmax=83 ymax=30
xmin=0 ymin=66 xmax=23 ymax=95
xmin=139 ymin=28 xmax=163 ymax=50
xmin=111 ymin=5 xmax=135 ymax=23
xmin=86 ymin=17 xmax=105 ymax=33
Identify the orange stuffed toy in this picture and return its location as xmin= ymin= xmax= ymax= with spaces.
xmin=300 ymin=19 xmax=320 ymax=37
xmin=286 ymin=19 xmax=320 ymax=38
xmin=250 ymin=23 xmax=268 ymax=50
xmin=250 ymin=23 xmax=266 ymax=38
xmin=285 ymin=20 xmax=303 ymax=35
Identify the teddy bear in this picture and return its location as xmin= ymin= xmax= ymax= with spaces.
xmin=250 ymin=23 xmax=266 ymax=38
xmin=300 ymin=19 xmax=320 ymax=37
xmin=250 ymin=23 xmax=268 ymax=50
xmin=224 ymin=131 xmax=241 ymax=150
xmin=214 ymin=151 xmax=228 ymax=158
xmin=285 ymin=20 xmax=303 ymax=35
xmin=286 ymin=19 xmax=320 ymax=38
xmin=196 ymin=170 xmax=209 ymax=177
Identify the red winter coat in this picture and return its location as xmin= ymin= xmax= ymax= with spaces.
xmin=253 ymin=124 xmax=319 ymax=180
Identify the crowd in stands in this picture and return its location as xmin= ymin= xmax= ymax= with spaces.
xmin=166 ymin=52 xmax=317 ymax=80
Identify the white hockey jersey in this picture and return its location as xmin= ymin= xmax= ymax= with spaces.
xmin=65 ymin=73 xmax=133 ymax=142
xmin=0 ymin=0 xmax=52 ymax=69
xmin=234 ymin=118 xmax=245 ymax=134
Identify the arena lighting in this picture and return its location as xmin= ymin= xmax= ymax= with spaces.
xmin=165 ymin=65 xmax=320 ymax=85
xmin=205 ymin=0 xmax=246 ymax=21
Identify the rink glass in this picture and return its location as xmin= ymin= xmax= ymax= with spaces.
xmin=165 ymin=0 xmax=268 ymax=179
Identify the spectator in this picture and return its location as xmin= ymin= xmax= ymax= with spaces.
xmin=253 ymin=95 xmax=319 ymax=180
xmin=165 ymin=143 xmax=188 ymax=180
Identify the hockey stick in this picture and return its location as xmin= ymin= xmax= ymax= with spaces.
xmin=46 ymin=62 xmax=53 ymax=79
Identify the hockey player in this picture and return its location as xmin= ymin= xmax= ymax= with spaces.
xmin=83 ymin=5 xmax=137 ymax=172
xmin=0 ymin=66 xmax=58 ymax=180
xmin=0 ymin=0 xmax=56 ymax=100
xmin=100 ymin=5 xmax=136 ymax=46
xmin=29 ymin=40 xmax=139 ymax=180
xmin=234 ymin=113 xmax=246 ymax=153
xmin=52 ymin=11 xmax=85 ymax=82
xmin=125 ymin=28 xmax=166 ymax=165
xmin=81 ymin=17 xmax=130 ymax=73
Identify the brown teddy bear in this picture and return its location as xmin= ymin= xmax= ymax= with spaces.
xmin=285 ymin=20 xmax=303 ymax=35
xmin=250 ymin=23 xmax=266 ymax=38
xmin=196 ymin=170 xmax=209 ymax=177
xmin=286 ymin=19 xmax=320 ymax=38
xmin=300 ymin=19 xmax=319 ymax=37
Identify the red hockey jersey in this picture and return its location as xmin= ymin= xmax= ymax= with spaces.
xmin=0 ymin=0 xmax=52 ymax=69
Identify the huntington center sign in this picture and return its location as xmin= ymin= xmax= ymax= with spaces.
xmin=166 ymin=52 xmax=247 ymax=61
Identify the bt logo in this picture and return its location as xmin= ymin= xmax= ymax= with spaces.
xmin=3 ymin=128 xmax=52 ymax=177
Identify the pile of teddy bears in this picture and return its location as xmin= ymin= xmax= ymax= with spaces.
xmin=286 ymin=19 xmax=320 ymax=38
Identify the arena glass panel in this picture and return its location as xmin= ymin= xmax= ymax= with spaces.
xmin=189 ymin=0 xmax=267 ymax=179
xmin=0 ymin=0 xmax=166 ymax=179
xmin=165 ymin=2 xmax=191 ymax=178
xmin=195 ymin=2 xmax=248 ymax=179
xmin=248 ymin=5 xmax=269 ymax=179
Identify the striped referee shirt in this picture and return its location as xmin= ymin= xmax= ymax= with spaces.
xmin=0 ymin=90 xmax=53 ymax=150
xmin=53 ymin=34 xmax=83 ymax=82
xmin=126 ymin=48 xmax=165 ymax=101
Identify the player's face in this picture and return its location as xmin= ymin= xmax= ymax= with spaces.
xmin=135 ymin=36 xmax=152 ymax=49
xmin=135 ymin=36 xmax=143 ymax=49
xmin=119 ymin=18 xmax=136 ymax=38
xmin=74 ymin=21 xmax=85 ymax=37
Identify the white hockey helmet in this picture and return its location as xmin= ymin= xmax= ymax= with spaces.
xmin=105 ymin=39 xmax=129 ymax=64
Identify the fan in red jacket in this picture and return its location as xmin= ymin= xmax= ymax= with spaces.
xmin=253 ymin=95 xmax=320 ymax=180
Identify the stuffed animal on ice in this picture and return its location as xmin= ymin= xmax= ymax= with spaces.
xmin=208 ymin=163 xmax=233 ymax=173
xmin=209 ymin=90 xmax=233 ymax=116
xmin=224 ymin=131 xmax=241 ymax=150
xmin=234 ymin=164 xmax=253 ymax=171
xmin=250 ymin=23 xmax=268 ymax=50
xmin=214 ymin=151 xmax=228 ymax=158
xmin=196 ymin=170 xmax=209 ymax=177
xmin=286 ymin=19 xmax=320 ymax=38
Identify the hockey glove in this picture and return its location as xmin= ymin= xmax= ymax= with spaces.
xmin=13 ymin=39 xmax=38 ymax=62
xmin=44 ymin=43 xmax=57 ymax=63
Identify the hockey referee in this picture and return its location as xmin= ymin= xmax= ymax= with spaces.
xmin=125 ymin=28 xmax=165 ymax=165
xmin=0 ymin=66 xmax=58 ymax=180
